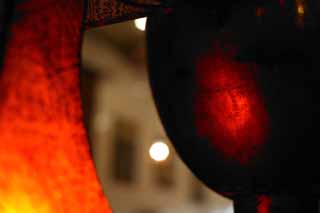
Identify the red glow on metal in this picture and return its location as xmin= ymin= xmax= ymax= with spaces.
xmin=0 ymin=0 xmax=111 ymax=212
xmin=257 ymin=195 xmax=272 ymax=213
xmin=279 ymin=0 xmax=285 ymax=7
xmin=163 ymin=8 xmax=174 ymax=14
xmin=256 ymin=7 xmax=265 ymax=17
xmin=195 ymin=41 xmax=269 ymax=164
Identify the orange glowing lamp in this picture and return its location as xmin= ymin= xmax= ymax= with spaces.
xmin=0 ymin=0 xmax=111 ymax=212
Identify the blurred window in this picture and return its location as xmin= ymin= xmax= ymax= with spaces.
xmin=111 ymin=118 xmax=138 ymax=183
xmin=152 ymin=156 xmax=174 ymax=188
xmin=134 ymin=208 xmax=158 ymax=213
xmin=80 ymin=68 xmax=98 ymax=149
xmin=190 ymin=177 xmax=206 ymax=204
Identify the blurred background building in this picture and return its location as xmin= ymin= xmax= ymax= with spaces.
xmin=80 ymin=18 xmax=233 ymax=213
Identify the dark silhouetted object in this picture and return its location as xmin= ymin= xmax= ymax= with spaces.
xmin=147 ymin=0 xmax=320 ymax=212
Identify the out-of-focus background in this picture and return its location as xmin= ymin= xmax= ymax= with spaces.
xmin=80 ymin=18 xmax=233 ymax=213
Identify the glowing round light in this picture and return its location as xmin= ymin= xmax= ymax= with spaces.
xmin=134 ymin=17 xmax=147 ymax=31
xmin=149 ymin=141 xmax=170 ymax=162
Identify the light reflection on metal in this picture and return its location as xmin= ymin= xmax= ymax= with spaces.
xmin=134 ymin=17 xmax=147 ymax=31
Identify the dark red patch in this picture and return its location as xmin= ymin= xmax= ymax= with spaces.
xmin=194 ymin=41 xmax=269 ymax=165
xmin=257 ymin=195 xmax=272 ymax=213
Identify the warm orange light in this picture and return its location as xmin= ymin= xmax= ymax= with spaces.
xmin=297 ymin=4 xmax=305 ymax=15
xmin=0 ymin=0 xmax=111 ymax=212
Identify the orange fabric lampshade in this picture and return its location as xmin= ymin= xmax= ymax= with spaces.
xmin=0 ymin=0 xmax=112 ymax=212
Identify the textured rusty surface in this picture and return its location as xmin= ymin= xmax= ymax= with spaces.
xmin=84 ymin=0 xmax=152 ymax=28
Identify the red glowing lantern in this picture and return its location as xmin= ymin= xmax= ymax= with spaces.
xmin=194 ymin=40 xmax=270 ymax=165
xmin=147 ymin=1 xmax=320 ymax=212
